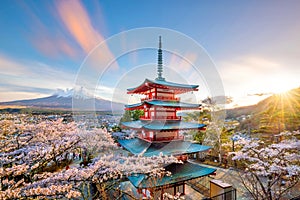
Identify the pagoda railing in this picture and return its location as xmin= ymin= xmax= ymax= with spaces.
xmin=138 ymin=135 xmax=184 ymax=142
xmin=141 ymin=96 xmax=180 ymax=101
xmin=140 ymin=116 xmax=181 ymax=120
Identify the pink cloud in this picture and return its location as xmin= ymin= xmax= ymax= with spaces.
xmin=56 ymin=0 xmax=118 ymax=69
xmin=56 ymin=0 xmax=104 ymax=53
xmin=18 ymin=1 xmax=80 ymax=59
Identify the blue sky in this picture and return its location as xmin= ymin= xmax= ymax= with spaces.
xmin=0 ymin=0 xmax=299 ymax=107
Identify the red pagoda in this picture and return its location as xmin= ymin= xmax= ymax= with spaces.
xmin=119 ymin=37 xmax=215 ymax=199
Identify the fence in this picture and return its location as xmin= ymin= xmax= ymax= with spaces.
xmin=209 ymin=188 xmax=237 ymax=200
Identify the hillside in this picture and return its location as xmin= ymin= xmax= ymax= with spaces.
xmin=227 ymin=87 xmax=300 ymax=133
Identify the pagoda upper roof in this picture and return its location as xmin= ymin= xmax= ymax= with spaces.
xmin=125 ymin=100 xmax=201 ymax=110
xmin=121 ymin=120 xmax=206 ymax=130
xmin=127 ymin=78 xmax=199 ymax=94
xmin=127 ymin=162 xmax=216 ymax=189
xmin=118 ymin=138 xmax=210 ymax=157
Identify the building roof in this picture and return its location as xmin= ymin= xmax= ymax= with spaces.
xmin=127 ymin=79 xmax=199 ymax=94
xmin=121 ymin=120 xmax=206 ymax=130
xmin=128 ymin=162 xmax=216 ymax=188
xmin=125 ymin=100 xmax=201 ymax=110
xmin=118 ymin=138 xmax=211 ymax=157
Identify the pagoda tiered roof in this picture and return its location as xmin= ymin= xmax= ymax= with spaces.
xmin=125 ymin=100 xmax=201 ymax=110
xmin=128 ymin=162 xmax=216 ymax=189
xmin=118 ymin=37 xmax=216 ymax=195
xmin=127 ymin=78 xmax=198 ymax=94
xmin=118 ymin=138 xmax=210 ymax=157
xmin=121 ymin=120 xmax=206 ymax=131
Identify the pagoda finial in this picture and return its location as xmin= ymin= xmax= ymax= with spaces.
xmin=156 ymin=36 xmax=165 ymax=81
xmin=159 ymin=36 xmax=162 ymax=49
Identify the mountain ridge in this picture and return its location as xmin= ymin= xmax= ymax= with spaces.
xmin=0 ymin=94 xmax=124 ymax=111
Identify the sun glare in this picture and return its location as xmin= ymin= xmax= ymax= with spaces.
xmin=273 ymin=82 xmax=294 ymax=95
xmin=276 ymin=87 xmax=288 ymax=94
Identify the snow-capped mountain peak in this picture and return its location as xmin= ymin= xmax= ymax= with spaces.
xmin=54 ymin=88 xmax=74 ymax=98
xmin=53 ymin=87 xmax=93 ymax=99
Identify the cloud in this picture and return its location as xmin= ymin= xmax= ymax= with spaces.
xmin=0 ymin=54 xmax=75 ymax=102
xmin=56 ymin=0 xmax=116 ymax=67
xmin=55 ymin=0 xmax=119 ymax=96
xmin=0 ymin=91 xmax=48 ymax=103
xmin=218 ymin=55 xmax=280 ymax=83
xmin=31 ymin=34 xmax=80 ymax=59
xmin=248 ymin=92 xmax=272 ymax=97
xmin=166 ymin=52 xmax=197 ymax=73
xmin=56 ymin=0 xmax=102 ymax=53
xmin=217 ymin=55 xmax=299 ymax=94
xmin=216 ymin=55 xmax=300 ymax=107
xmin=0 ymin=54 xmax=30 ymax=76
xmin=19 ymin=1 xmax=80 ymax=59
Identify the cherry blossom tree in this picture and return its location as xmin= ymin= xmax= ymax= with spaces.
xmin=0 ymin=117 xmax=178 ymax=199
xmin=0 ymin=118 xmax=81 ymax=199
xmin=231 ymin=131 xmax=300 ymax=200
xmin=76 ymin=127 xmax=117 ymax=163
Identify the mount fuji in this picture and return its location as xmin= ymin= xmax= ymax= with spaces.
xmin=0 ymin=89 xmax=124 ymax=111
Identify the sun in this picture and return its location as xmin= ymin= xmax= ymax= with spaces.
xmin=273 ymin=82 xmax=293 ymax=95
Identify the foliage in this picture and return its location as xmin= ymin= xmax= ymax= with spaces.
xmin=231 ymin=131 xmax=300 ymax=200
xmin=188 ymin=130 xmax=205 ymax=144
xmin=120 ymin=110 xmax=131 ymax=122
xmin=182 ymin=110 xmax=211 ymax=123
xmin=230 ymin=88 xmax=300 ymax=134
xmin=120 ymin=110 xmax=144 ymax=122
xmin=131 ymin=110 xmax=144 ymax=121
xmin=203 ymin=123 xmax=222 ymax=159
xmin=183 ymin=107 xmax=225 ymax=163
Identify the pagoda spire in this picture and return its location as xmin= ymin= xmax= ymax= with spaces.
xmin=156 ymin=36 xmax=165 ymax=81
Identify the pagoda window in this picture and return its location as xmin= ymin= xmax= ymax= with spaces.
xmin=142 ymin=130 xmax=146 ymax=137
xmin=156 ymin=107 xmax=175 ymax=111
xmin=157 ymin=93 xmax=172 ymax=98
xmin=149 ymin=132 xmax=153 ymax=138
xmin=156 ymin=112 xmax=174 ymax=117
xmin=156 ymin=131 xmax=176 ymax=138
xmin=157 ymin=88 xmax=174 ymax=93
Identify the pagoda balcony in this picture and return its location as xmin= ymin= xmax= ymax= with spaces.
xmin=141 ymin=96 xmax=180 ymax=101
xmin=138 ymin=135 xmax=184 ymax=143
xmin=140 ymin=116 xmax=181 ymax=120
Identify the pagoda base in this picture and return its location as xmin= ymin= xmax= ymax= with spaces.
xmin=126 ymin=162 xmax=216 ymax=199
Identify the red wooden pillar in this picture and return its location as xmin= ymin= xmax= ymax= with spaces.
xmin=148 ymin=89 xmax=152 ymax=99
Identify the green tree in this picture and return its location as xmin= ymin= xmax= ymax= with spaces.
xmin=183 ymin=110 xmax=211 ymax=124
xmin=131 ymin=110 xmax=144 ymax=121
xmin=120 ymin=110 xmax=144 ymax=122
xmin=189 ymin=130 xmax=205 ymax=144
